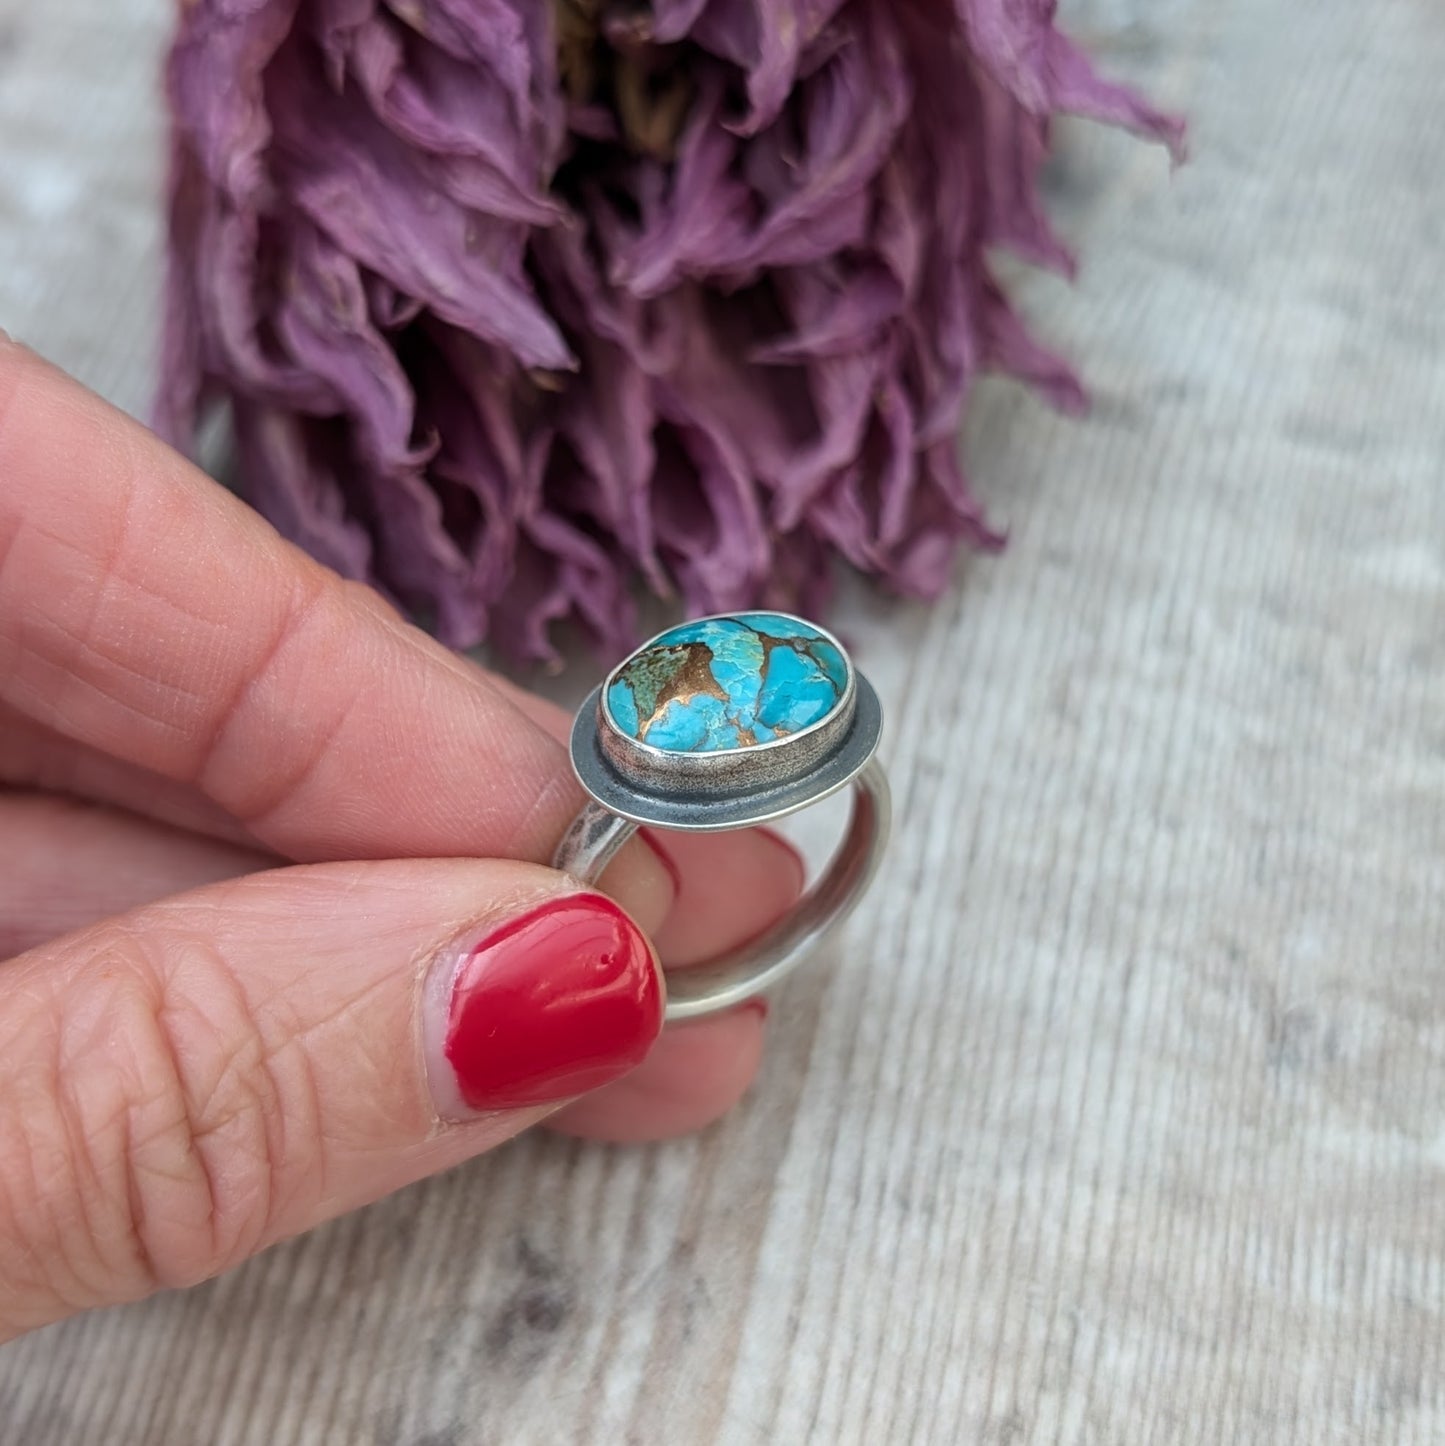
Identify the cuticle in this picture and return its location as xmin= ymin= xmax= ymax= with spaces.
xmin=418 ymin=882 xmax=606 ymax=1124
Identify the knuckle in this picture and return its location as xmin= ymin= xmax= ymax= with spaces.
xmin=0 ymin=919 xmax=302 ymax=1324
xmin=191 ymin=572 xmax=360 ymax=827
xmin=0 ymin=341 xmax=44 ymax=492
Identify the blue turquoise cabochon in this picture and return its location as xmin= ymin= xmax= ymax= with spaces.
xmin=605 ymin=613 xmax=851 ymax=754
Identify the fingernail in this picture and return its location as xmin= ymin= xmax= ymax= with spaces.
xmin=425 ymin=894 xmax=663 ymax=1118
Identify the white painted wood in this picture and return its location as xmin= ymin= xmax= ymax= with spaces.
xmin=1 ymin=1 xmax=1443 ymax=1441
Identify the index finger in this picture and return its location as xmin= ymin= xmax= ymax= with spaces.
xmin=0 ymin=341 xmax=604 ymax=867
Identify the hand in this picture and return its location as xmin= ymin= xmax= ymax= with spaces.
xmin=0 ymin=340 xmax=803 ymax=1341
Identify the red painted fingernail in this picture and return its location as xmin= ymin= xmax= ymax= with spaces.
xmin=427 ymin=895 xmax=663 ymax=1117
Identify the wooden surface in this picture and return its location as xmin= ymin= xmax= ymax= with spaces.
xmin=3 ymin=1 xmax=1445 ymax=1441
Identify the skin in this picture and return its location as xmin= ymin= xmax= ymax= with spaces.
xmin=0 ymin=338 xmax=805 ymax=1339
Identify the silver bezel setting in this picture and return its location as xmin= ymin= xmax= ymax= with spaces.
xmin=569 ymin=611 xmax=883 ymax=832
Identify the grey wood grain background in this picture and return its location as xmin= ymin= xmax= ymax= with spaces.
xmin=2 ymin=1 xmax=1444 ymax=1441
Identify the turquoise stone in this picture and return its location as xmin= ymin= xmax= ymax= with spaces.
xmin=606 ymin=613 xmax=849 ymax=753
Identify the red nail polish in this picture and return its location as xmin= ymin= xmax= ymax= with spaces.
xmin=439 ymin=895 xmax=662 ymax=1114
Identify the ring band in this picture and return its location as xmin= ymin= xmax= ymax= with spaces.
xmin=551 ymin=611 xmax=890 ymax=1022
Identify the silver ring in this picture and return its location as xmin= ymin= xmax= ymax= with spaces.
xmin=551 ymin=611 xmax=890 ymax=1023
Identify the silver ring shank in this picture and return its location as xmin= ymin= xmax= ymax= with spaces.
xmin=551 ymin=759 xmax=892 ymax=1023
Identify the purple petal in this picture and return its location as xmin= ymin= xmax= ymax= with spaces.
xmin=168 ymin=0 xmax=301 ymax=201
xmin=266 ymin=38 xmax=573 ymax=369
xmin=607 ymin=77 xmax=753 ymax=298
xmin=337 ymin=10 xmax=564 ymax=226
xmin=271 ymin=221 xmax=430 ymax=474
xmin=232 ymin=398 xmax=376 ymax=581
xmin=160 ymin=0 xmax=1184 ymax=663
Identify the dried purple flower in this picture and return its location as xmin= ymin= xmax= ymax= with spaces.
xmin=159 ymin=0 xmax=1183 ymax=662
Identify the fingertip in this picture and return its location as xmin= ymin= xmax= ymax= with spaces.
xmin=595 ymin=834 xmax=678 ymax=940
xmin=647 ymin=827 xmax=806 ymax=968
xmin=638 ymin=827 xmax=683 ymax=890
xmin=756 ymin=827 xmax=807 ymax=895
xmin=544 ymin=1006 xmax=768 ymax=1144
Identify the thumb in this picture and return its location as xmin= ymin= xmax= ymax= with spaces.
xmin=0 ymin=859 xmax=663 ymax=1340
